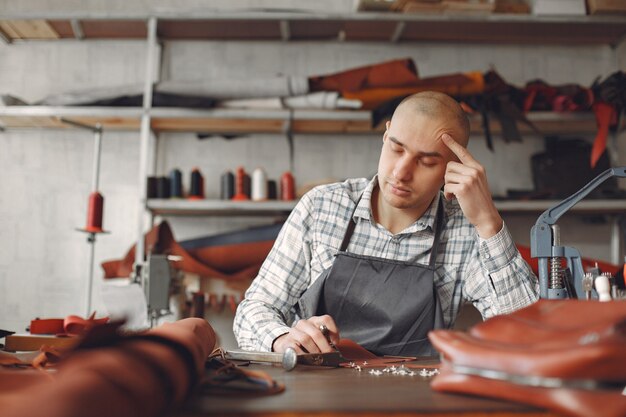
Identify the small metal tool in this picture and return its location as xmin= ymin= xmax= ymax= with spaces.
xmin=224 ymin=347 xmax=298 ymax=371
xmin=582 ymin=272 xmax=594 ymax=300
xmin=319 ymin=324 xmax=338 ymax=350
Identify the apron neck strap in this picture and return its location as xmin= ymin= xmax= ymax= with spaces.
xmin=339 ymin=194 xmax=361 ymax=252
xmin=428 ymin=195 xmax=445 ymax=268
xmin=339 ymin=192 xmax=446 ymax=267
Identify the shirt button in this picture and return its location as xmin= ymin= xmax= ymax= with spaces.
xmin=484 ymin=252 xmax=491 ymax=259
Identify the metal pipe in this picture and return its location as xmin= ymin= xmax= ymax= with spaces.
xmin=135 ymin=16 xmax=157 ymax=272
xmin=91 ymin=124 xmax=103 ymax=191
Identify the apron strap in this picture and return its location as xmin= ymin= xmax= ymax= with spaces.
xmin=339 ymin=195 xmax=362 ymax=252
xmin=339 ymin=190 xmax=446 ymax=266
xmin=428 ymin=195 xmax=446 ymax=269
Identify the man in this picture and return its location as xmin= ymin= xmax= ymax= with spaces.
xmin=234 ymin=91 xmax=538 ymax=356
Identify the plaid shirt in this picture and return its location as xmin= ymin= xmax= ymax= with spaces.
xmin=234 ymin=176 xmax=539 ymax=351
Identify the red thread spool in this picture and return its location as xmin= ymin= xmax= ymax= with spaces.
xmin=85 ymin=192 xmax=104 ymax=232
xmin=232 ymin=166 xmax=249 ymax=201
xmin=281 ymin=172 xmax=295 ymax=201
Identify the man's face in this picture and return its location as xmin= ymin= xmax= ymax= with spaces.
xmin=377 ymin=112 xmax=459 ymax=212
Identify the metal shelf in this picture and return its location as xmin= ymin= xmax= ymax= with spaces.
xmin=146 ymin=198 xmax=626 ymax=216
xmin=147 ymin=199 xmax=297 ymax=216
xmin=494 ymin=199 xmax=626 ymax=214
xmin=1 ymin=12 xmax=625 ymax=45
xmin=0 ymin=107 xmax=600 ymax=135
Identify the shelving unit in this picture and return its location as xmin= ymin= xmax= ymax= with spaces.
xmin=0 ymin=106 xmax=603 ymax=136
xmin=2 ymin=11 xmax=625 ymax=267
xmin=147 ymin=198 xmax=626 ymax=216
xmin=1 ymin=12 xmax=626 ymax=45
xmin=147 ymin=199 xmax=297 ymax=216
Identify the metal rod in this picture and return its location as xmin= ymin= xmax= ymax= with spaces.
xmin=85 ymin=233 xmax=96 ymax=316
xmin=279 ymin=20 xmax=290 ymax=41
xmin=135 ymin=16 xmax=157 ymax=270
xmin=91 ymin=124 xmax=103 ymax=191
xmin=610 ymin=215 xmax=621 ymax=265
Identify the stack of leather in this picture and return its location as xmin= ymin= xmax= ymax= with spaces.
xmin=429 ymin=300 xmax=626 ymax=417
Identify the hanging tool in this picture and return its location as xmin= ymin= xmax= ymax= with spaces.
xmin=530 ymin=166 xmax=626 ymax=299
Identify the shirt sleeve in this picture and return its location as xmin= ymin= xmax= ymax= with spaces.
xmin=462 ymin=222 xmax=539 ymax=319
xmin=233 ymin=192 xmax=316 ymax=351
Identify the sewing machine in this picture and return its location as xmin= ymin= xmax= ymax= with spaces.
xmin=530 ymin=166 xmax=626 ymax=299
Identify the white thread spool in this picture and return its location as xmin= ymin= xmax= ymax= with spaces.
xmin=594 ymin=275 xmax=612 ymax=302
xmin=251 ymin=167 xmax=268 ymax=201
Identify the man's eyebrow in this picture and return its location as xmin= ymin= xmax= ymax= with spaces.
xmin=388 ymin=135 xmax=443 ymax=158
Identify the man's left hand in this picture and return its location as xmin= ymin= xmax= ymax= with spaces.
xmin=441 ymin=133 xmax=503 ymax=239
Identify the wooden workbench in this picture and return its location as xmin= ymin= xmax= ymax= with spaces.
xmin=178 ymin=361 xmax=561 ymax=417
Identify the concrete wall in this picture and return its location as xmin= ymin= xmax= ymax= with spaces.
xmin=0 ymin=2 xmax=624 ymax=345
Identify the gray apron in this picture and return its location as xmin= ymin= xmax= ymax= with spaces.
xmin=296 ymin=194 xmax=445 ymax=357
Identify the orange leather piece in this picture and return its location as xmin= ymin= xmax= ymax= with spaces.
xmin=29 ymin=318 xmax=64 ymax=335
xmin=337 ymin=339 xmax=418 ymax=367
xmin=30 ymin=315 xmax=109 ymax=336
xmin=591 ymin=101 xmax=615 ymax=169
xmin=433 ymin=367 xmax=626 ymax=417
xmin=341 ymin=71 xmax=485 ymax=109
xmin=101 ymin=221 xmax=268 ymax=282
xmin=309 ymin=58 xmax=419 ymax=92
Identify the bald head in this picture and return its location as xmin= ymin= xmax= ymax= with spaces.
xmin=392 ymin=92 xmax=469 ymax=146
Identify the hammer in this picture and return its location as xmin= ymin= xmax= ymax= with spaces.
xmin=224 ymin=347 xmax=298 ymax=371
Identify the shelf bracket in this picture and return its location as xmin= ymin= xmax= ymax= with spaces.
xmin=390 ymin=22 xmax=405 ymax=43
xmin=279 ymin=20 xmax=290 ymax=41
xmin=283 ymin=110 xmax=294 ymax=172
xmin=70 ymin=19 xmax=84 ymax=40
xmin=0 ymin=26 xmax=11 ymax=44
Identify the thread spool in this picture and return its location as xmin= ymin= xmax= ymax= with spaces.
xmin=232 ymin=166 xmax=249 ymax=201
xmin=251 ymin=168 xmax=268 ymax=201
xmin=267 ymin=180 xmax=277 ymax=200
xmin=281 ymin=171 xmax=296 ymax=201
xmin=191 ymin=292 xmax=205 ymax=318
xmin=220 ymin=171 xmax=234 ymax=200
xmin=189 ymin=168 xmax=204 ymax=200
xmin=243 ymin=172 xmax=251 ymax=199
xmin=595 ymin=275 xmax=612 ymax=302
xmin=146 ymin=176 xmax=158 ymax=199
xmin=169 ymin=168 xmax=183 ymax=198
xmin=156 ymin=176 xmax=170 ymax=199
xmin=85 ymin=192 xmax=104 ymax=232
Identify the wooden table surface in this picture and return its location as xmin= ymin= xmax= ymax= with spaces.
xmin=177 ymin=360 xmax=561 ymax=417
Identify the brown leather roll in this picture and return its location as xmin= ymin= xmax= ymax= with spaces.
xmin=2 ymin=318 xmax=216 ymax=417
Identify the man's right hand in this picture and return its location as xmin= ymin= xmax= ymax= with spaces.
xmin=272 ymin=315 xmax=340 ymax=354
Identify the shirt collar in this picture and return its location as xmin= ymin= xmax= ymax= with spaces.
xmin=354 ymin=175 xmax=440 ymax=234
